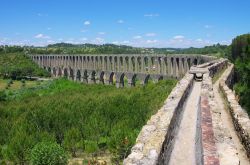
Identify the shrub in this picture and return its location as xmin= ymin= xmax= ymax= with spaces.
xmin=30 ymin=142 xmax=68 ymax=165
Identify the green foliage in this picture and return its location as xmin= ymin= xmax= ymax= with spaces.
xmin=0 ymin=91 xmax=7 ymax=101
xmin=231 ymin=34 xmax=250 ymax=114
xmin=63 ymin=128 xmax=82 ymax=157
xmin=0 ymin=78 xmax=176 ymax=163
xmin=0 ymin=53 xmax=50 ymax=79
xmin=30 ymin=142 xmax=68 ymax=165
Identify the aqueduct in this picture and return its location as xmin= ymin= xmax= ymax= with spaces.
xmin=30 ymin=54 xmax=250 ymax=164
xmin=30 ymin=54 xmax=214 ymax=87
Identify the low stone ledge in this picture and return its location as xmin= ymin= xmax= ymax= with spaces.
xmin=123 ymin=73 xmax=194 ymax=165
xmin=219 ymin=64 xmax=250 ymax=158
xmin=198 ymin=73 xmax=220 ymax=165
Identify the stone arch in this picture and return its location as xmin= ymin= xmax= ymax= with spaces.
xmin=119 ymin=56 xmax=123 ymax=72
xmin=187 ymin=58 xmax=191 ymax=69
xmin=131 ymin=56 xmax=136 ymax=72
xmin=47 ymin=67 xmax=51 ymax=73
xmin=69 ymin=68 xmax=74 ymax=80
xmin=125 ymin=56 xmax=129 ymax=72
xmin=52 ymin=67 xmax=57 ymax=76
xmin=158 ymin=75 xmax=164 ymax=81
xmin=76 ymin=69 xmax=81 ymax=81
xmin=63 ymin=68 xmax=68 ymax=78
xmin=58 ymin=67 xmax=62 ymax=77
xmin=99 ymin=71 xmax=105 ymax=84
xmin=163 ymin=57 xmax=168 ymax=74
xmin=118 ymin=73 xmax=126 ymax=87
xmin=109 ymin=72 xmax=115 ymax=85
xmin=194 ymin=58 xmax=198 ymax=65
xmin=131 ymin=74 xmax=137 ymax=86
xmin=104 ymin=56 xmax=108 ymax=70
xmin=90 ymin=70 xmax=96 ymax=83
xmin=144 ymin=74 xmax=151 ymax=85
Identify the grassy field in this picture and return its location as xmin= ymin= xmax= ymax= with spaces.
xmin=0 ymin=79 xmax=42 ymax=91
xmin=0 ymin=78 xmax=177 ymax=164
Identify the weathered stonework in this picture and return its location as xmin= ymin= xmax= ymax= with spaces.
xmin=30 ymin=54 xmax=216 ymax=87
xmin=219 ymin=64 xmax=250 ymax=158
xmin=123 ymin=72 xmax=194 ymax=164
xmin=124 ymin=58 xmax=228 ymax=165
xmin=196 ymin=59 xmax=229 ymax=165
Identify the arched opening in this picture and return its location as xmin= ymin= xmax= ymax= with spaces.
xmin=131 ymin=74 xmax=137 ymax=86
xmin=99 ymin=71 xmax=105 ymax=84
xmin=187 ymin=58 xmax=191 ymax=69
xmin=52 ymin=68 xmax=57 ymax=76
xmin=69 ymin=68 xmax=74 ymax=80
xmin=58 ymin=68 xmax=62 ymax=77
xmin=144 ymin=74 xmax=151 ymax=85
xmin=158 ymin=76 xmax=163 ymax=81
xmin=91 ymin=71 xmax=96 ymax=83
xmin=109 ymin=72 xmax=115 ymax=85
xmin=119 ymin=73 xmax=126 ymax=87
xmin=194 ymin=58 xmax=198 ymax=65
xmin=63 ymin=68 xmax=68 ymax=78
xmin=76 ymin=70 xmax=81 ymax=81
xmin=47 ymin=67 xmax=51 ymax=73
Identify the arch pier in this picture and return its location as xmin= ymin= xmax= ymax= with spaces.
xmin=30 ymin=54 xmax=215 ymax=87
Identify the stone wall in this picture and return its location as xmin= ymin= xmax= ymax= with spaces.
xmin=123 ymin=72 xmax=194 ymax=164
xmin=195 ymin=59 xmax=228 ymax=165
xmin=198 ymin=73 xmax=220 ymax=165
xmin=219 ymin=64 xmax=250 ymax=158
xmin=123 ymin=58 xmax=228 ymax=165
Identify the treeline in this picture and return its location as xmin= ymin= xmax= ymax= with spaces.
xmin=0 ymin=79 xmax=177 ymax=164
xmin=0 ymin=53 xmax=50 ymax=79
xmin=0 ymin=43 xmax=230 ymax=55
xmin=230 ymin=34 xmax=250 ymax=114
xmin=170 ymin=44 xmax=230 ymax=56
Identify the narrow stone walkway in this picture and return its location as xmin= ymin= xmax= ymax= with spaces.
xmin=213 ymin=78 xmax=249 ymax=165
xmin=169 ymin=82 xmax=201 ymax=165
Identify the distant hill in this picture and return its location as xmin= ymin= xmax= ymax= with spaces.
xmin=0 ymin=42 xmax=230 ymax=56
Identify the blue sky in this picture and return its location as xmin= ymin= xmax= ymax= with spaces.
xmin=0 ymin=0 xmax=249 ymax=48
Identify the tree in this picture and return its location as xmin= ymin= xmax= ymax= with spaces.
xmin=30 ymin=142 xmax=68 ymax=165
xmin=63 ymin=128 xmax=82 ymax=157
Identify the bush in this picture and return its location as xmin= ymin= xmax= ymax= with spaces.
xmin=0 ymin=91 xmax=7 ymax=101
xmin=30 ymin=142 xmax=68 ymax=165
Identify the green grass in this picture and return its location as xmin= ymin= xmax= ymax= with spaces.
xmin=0 ymin=78 xmax=177 ymax=164
xmin=0 ymin=52 xmax=50 ymax=79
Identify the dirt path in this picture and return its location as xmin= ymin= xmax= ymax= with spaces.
xmin=213 ymin=78 xmax=249 ymax=165
xmin=169 ymin=82 xmax=201 ymax=165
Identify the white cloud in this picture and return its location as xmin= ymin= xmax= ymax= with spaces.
xmin=98 ymin=32 xmax=106 ymax=35
xmin=34 ymin=34 xmax=50 ymax=39
xmin=121 ymin=40 xmax=130 ymax=44
xmin=47 ymin=40 xmax=55 ymax=44
xmin=80 ymin=37 xmax=88 ymax=41
xmin=173 ymin=35 xmax=185 ymax=40
xmin=145 ymin=33 xmax=156 ymax=37
xmin=112 ymin=41 xmax=119 ymax=45
xmin=84 ymin=21 xmax=91 ymax=25
xmin=133 ymin=35 xmax=142 ymax=39
xmin=146 ymin=40 xmax=158 ymax=44
xmin=91 ymin=37 xmax=105 ymax=44
xmin=196 ymin=38 xmax=203 ymax=42
xmin=144 ymin=13 xmax=160 ymax=18
xmin=204 ymin=25 xmax=213 ymax=29
xmin=117 ymin=19 xmax=124 ymax=24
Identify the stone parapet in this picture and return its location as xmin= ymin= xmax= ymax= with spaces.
xmin=123 ymin=73 xmax=194 ymax=165
xmin=198 ymin=73 xmax=220 ymax=165
xmin=219 ymin=64 xmax=250 ymax=158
